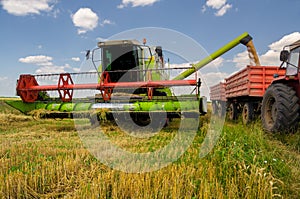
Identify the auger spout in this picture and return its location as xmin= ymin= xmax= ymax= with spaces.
xmin=172 ymin=32 xmax=258 ymax=80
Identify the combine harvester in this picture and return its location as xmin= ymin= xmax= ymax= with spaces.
xmin=210 ymin=39 xmax=300 ymax=133
xmin=6 ymin=32 xmax=257 ymax=126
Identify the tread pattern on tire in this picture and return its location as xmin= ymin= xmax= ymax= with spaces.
xmin=261 ymin=83 xmax=299 ymax=133
xmin=242 ymin=102 xmax=254 ymax=125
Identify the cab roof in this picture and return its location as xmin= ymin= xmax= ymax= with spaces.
xmin=289 ymin=40 xmax=300 ymax=50
xmin=97 ymin=39 xmax=141 ymax=48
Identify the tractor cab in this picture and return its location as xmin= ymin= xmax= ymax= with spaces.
xmin=280 ymin=40 xmax=300 ymax=76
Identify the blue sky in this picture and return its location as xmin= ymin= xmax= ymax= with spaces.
xmin=0 ymin=0 xmax=300 ymax=97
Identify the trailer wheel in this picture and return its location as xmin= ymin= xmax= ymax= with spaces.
xmin=212 ymin=101 xmax=218 ymax=115
xmin=242 ymin=102 xmax=254 ymax=125
xmin=261 ymin=83 xmax=299 ymax=133
xmin=228 ymin=102 xmax=237 ymax=120
xmin=218 ymin=101 xmax=226 ymax=117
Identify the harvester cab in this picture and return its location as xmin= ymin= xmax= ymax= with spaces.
xmin=89 ymin=39 xmax=169 ymax=97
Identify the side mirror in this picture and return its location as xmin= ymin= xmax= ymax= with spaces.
xmin=280 ymin=50 xmax=289 ymax=62
xmin=85 ymin=50 xmax=91 ymax=60
xmin=155 ymin=46 xmax=163 ymax=57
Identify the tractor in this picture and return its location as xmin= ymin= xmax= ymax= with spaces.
xmin=261 ymin=40 xmax=300 ymax=132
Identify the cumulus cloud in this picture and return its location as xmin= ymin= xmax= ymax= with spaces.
xmin=19 ymin=55 xmax=53 ymax=66
xmin=201 ymin=71 xmax=228 ymax=87
xmin=100 ymin=19 xmax=114 ymax=26
xmin=215 ymin=4 xmax=232 ymax=16
xmin=117 ymin=0 xmax=160 ymax=8
xmin=35 ymin=65 xmax=66 ymax=74
xmin=0 ymin=76 xmax=8 ymax=81
xmin=260 ymin=32 xmax=300 ymax=66
xmin=96 ymin=37 xmax=108 ymax=42
xmin=71 ymin=57 xmax=80 ymax=62
xmin=1 ymin=0 xmax=55 ymax=16
xmin=232 ymin=51 xmax=251 ymax=68
xmin=71 ymin=8 xmax=99 ymax=34
xmin=19 ymin=55 xmax=80 ymax=74
xmin=232 ymin=32 xmax=300 ymax=67
xmin=206 ymin=0 xmax=226 ymax=9
xmin=268 ymin=32 xmax=300 ymax=52
xmin=203 ymin=0 xmax=232 ymax=16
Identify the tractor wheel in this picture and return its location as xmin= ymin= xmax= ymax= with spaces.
xmin=242 ymin=102 xmax=254 ymax=125
xmin=261 ymin=83 xmax=300 ymax=133
xmin=228 ymin=102 xmax=238 ymax=120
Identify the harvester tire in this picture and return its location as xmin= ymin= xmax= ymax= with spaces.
xmin=261 ymin=83 xmax=299 ymax=133
xmin=242 ymin=102 xmax=254 ymax=125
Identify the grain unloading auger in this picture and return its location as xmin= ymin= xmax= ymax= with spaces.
xmin=6 ymin=32 xmax=257 ymax=125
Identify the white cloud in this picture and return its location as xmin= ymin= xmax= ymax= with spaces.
xmin=73 ymin=68 xmax=80 ymax=72
xmin=19 ymin=55 xmax=53 ymax=66
xmin=206 ymin=0 xmax=226 ymax=9
xmin=201 ymin=71 xmax=228 ymax=87
xmin=203 ymin=0 xmax=232 ymax=16
xmin=71 ymin=57 xmax=80 ymax=62
xmin=1 ymin=0 xmax=55 ymax=16
xmin=0 ymin=76 xmax=8 ymax=81
xmin=71 ymin=8 xmax=99 ymax=34
xmin=19 ymin=55 xmax=80 ymax=74
xmin=210 ymin=57 xmax=224 ymax=68
xmin=118 ymin=0 xmax=160 ymax=8
xmin=215 ymin=4 xmax=232 ymax=16
xmin=96 ymin=37 xmax=108 ymax=42
xmin=35 ymin=65 xmax=65 ymax=74
xmin=232 ymin=32 xmax=300 ymax=67
xmin=268 ymin=32 xmax=300 ymax=52
xmin=201 ymin=5 xmax=207 ymax=13
xmin=100 ymin=19 xmax=114 ymax=26
xmin=260 ymin=32 xmax=300 ymax=66
xmin=232 ymin=51 xmax=251 ymax=68
xmin=49 ymin=8 xmax=60 ymax=18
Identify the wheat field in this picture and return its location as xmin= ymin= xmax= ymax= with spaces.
xmin=0 ymin=99 xmax=300 ymax=198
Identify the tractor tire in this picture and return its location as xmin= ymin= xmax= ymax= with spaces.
xmin=242 ymin=102 xmax=254 ymax=125
xmin=228 ymin=102 xmax=238 ymax=120
xmin=261 ymin=83 xmax=300 ymax=133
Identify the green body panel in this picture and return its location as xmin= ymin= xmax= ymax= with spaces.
xmin=5 ymin=98 xmax=198 ymax=114
xmin=5 ymin=100 xmax=37 ymax=114
xmin=73 ymin=103 xmax=93 ymax=111
xmin=146 ymin=56 xmax=161 ymax=81
xmin=59 ymin=103 xmax=76 ymax=112
xmin=173 ymin=32 xmax=250 ymax=80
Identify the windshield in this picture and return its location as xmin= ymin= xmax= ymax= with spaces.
xmin=286 ymin=46 xmax=300 ymax=76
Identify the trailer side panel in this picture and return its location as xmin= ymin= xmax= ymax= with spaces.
xmin=225 ymin=66 xmax=285 ymax=98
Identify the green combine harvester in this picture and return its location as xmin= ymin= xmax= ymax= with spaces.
xmin=5 ymin=32 xmax=256 ymax=126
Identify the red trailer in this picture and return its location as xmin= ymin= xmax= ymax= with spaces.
xmin=209 ymin=82 xmax=226 ymax=116
xmin=210 ymin=65 xmax=286 ymax=124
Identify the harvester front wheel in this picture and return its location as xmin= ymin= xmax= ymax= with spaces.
xmin=261 ymin=83 xmax=299 ymax=133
